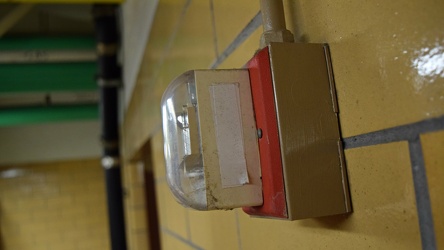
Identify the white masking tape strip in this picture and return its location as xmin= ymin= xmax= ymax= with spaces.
xmin=209 ymin=83 xmax=249 ymax=188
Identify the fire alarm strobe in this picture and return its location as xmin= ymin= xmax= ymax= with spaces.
xmin=161 ymin=43 xmax=352 ymax=220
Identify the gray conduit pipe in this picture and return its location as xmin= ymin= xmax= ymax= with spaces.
xmin=259 ymin=0 xmax=294 ymax=48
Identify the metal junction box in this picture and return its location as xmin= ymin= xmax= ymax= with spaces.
xmin=244 ymin=42 xmax=352 ymax=220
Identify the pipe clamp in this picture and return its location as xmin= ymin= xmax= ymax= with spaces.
xmin=101 ymin=156 xmax=120 ymax=169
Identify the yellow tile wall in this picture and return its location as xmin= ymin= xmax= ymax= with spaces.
xmin=149 ymin=132 xmax=424 ymax=249
xmin=237 ymin=142 xmax=420 ymax=249
xmin=212 ymin=0 xmax=259 ymax=56
xmin=151 ymin=132 xmax=190 ymax=248
xmin=288 ymin=0 xmax=444 ymax=137
xmin=124 ymin=0 xmax=444 ymax=249
xmin=0 ymin=159 xmax=110 ymax=250
xmin=122 ymin=162 xmax=150 ymax=250
xmin=421 ymin=131 xmax=444 ymax=249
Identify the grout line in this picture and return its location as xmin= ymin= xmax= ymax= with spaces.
xmin=408 ymin=138 xmax=437 ymax=250
xmin=343 ymin=115 xmax=444 ymax=149
xmin=162 ymin=0 xmax=192 ymax=62
xmin=209 ymin=0 xmax=219 ymax=59
xmin=148 ymin=0 xmax=192 ymax=86
xmin=185 ymin=208 xmax=192 ymax=240
xmin=234 ymin=210 xmax=243 ymax=250
xmin=342 ymin=116 xmax=443 ymax=249
xmin=209 ymin=11 xmax=262 ymax=69
xmin=162 ymin=227 xmax=205 ymax=250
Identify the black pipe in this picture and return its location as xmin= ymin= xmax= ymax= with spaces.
xmin=93 ymin=5 xmax=127 ymax=250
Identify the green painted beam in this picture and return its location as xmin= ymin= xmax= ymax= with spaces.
xmin=0 ymin=37 xmax=99 ymax=126
xmin=0 ymin=62 xmax=97 ymax=92
xmin=0 ymin=104 xmax=98 ymax=127
xmin=0 ymin=37 xmax=97 ymax=93
xmin=0 ymin=37 xmax=95 ymax=50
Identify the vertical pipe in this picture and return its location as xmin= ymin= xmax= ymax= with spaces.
xmin=92 ymin=5 xmax=127 ymax=250
xmin=260 ymin=0 xmax=286 ymax=33
xmin=259 ymin=0 xmax=294 ymax=48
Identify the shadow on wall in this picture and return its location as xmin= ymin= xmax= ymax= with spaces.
xmin=284 ymin=0 xmax=308 ymax=43
xmin=299 ymin=213 xmax=352 ymax=230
